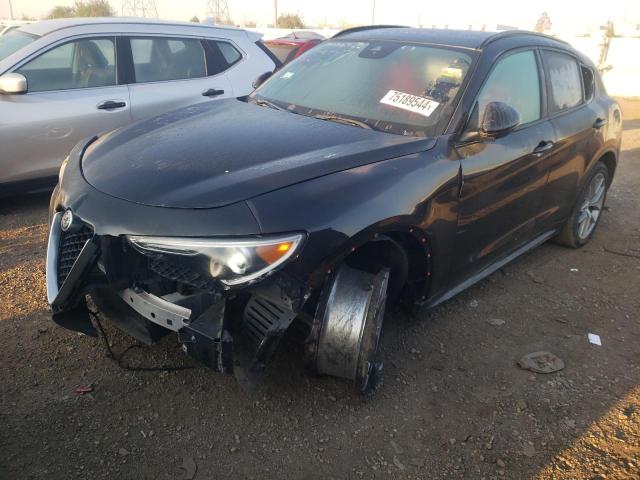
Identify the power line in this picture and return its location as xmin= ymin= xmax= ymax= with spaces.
xmin=206 ymin=0 xmax=231 ymax=25
xmin=121 ymin=0 xmax=159 ymax=18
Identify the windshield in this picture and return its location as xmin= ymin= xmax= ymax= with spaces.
xmin=253 ymin=40 xmax=473 ymax=137
xmin=0 ymin=30 xmax=37 ymax=62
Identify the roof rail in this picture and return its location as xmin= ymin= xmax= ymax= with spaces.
xmin=332 ymin=25 xmax=408 ymax=38
xmin=481 ymin=29 xmax=569 ymax=48
xmin=32 ymin=18 xmax=243 ymax=39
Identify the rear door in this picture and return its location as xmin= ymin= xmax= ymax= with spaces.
xmin=450 ymin=49 xmax=557 ymax=282
xmin=0 ymin=36 xmax=131 ymax=184
xmin=124 ymin=36 xmax=235 ymax=121
xmin=537 ymin=49 xmax=607 ymax=228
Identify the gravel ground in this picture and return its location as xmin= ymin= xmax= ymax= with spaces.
xmin=1 ymin=99 xmax=639 ymax=480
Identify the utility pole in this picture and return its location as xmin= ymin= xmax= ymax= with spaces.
xmin=371 ymin=0 xmax=376 ymax=24
xmin=8 ymin=0 xmax=14 ymax=20
xmin=598 ymin=20 xmax=615 ymax=74
xmin=273 ymin=0 xmax=278 ymax=27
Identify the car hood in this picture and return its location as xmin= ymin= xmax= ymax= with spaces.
xmin=82 ymin=99 xmax=434 ymax=208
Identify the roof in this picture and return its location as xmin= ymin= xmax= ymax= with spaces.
xmin=336 ymin=26 xmax=567 ymax=50
xmin=19 ymin=17 xmax=246 ymax=37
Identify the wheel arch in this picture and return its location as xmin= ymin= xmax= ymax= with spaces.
xmin=314 ymin=224 xmax=433 ymax=307
xmin=597 ymin=149 xmax=617 ymax=186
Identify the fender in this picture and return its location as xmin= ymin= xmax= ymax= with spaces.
xmin=248 ymin=141 xmax=462 ymax=305
xmin=575 ymin=144 xmax=619 ymax=206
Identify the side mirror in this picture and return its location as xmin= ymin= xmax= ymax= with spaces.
xmin=252 ymin=71 xmax=273 ymax=90
xmin=0 ymin=73 xmax=27 ymax=94
xmin=480 ymin=101 xmax=520 ymax=137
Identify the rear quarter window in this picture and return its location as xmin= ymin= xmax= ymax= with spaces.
xmin=581 ymin=65 xmax=595 ymax=101
xmin=218 ymin=42 xmax=241 ymax=65
xmin=204 ymin=40 xmax=243 ymax=75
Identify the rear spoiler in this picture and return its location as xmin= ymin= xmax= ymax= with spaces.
xmin=245 ymin=29 xmax=263 ymax=42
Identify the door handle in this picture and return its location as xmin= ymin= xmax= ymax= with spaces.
xmin=97 ymin=100 xmax=126 ymax=110
xmin=532 ymin=140 xmax=555 ymax=155
xmin=593 ymin=117 xmax=608 ymax=129
xmin=202 ymin=88 xmax=225 ymax=97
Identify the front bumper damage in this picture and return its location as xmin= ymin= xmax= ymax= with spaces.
xmin=46 ymin=211 xmax=308 ymax=388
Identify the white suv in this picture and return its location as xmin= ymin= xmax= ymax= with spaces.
xmin=0 ymin=18 xmax=279 ymax=193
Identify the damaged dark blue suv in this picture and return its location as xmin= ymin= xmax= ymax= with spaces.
xmin=47 ymin=27 xmax=622 ymax=394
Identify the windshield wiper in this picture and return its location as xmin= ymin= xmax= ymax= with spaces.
xmin=252 ymin=98 xmax=284 ymax=111
xmin=312 ymin=114 xmax=372 ymax=130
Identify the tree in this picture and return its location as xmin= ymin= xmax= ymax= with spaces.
xmin=534 ymin=12 xmax=552 ymax=33
xmin=47 ymin=5 xmax=75 ymax=18
xmin=47 ymin=0 xmax=114 ymax=19
xmin=74 ymin=0 xmax=114 ymax=17
xmin=277 ymin=13 xmax=304 ymax=29
xmin=190 ymin=16 xmax=200 ymax=23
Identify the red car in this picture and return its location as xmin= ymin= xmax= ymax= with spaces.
xmin=263 ymin=30 xmax=324 ymax=64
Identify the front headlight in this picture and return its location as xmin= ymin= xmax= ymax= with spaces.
xmin=126 ymin=233 xmax=305 ymax=286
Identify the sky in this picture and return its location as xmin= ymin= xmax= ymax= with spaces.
xmin=2 ymin=0 xmax=640 ymax=34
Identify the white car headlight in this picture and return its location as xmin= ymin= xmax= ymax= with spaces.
xmin=126 ymin=233 xmax=304 ymax=286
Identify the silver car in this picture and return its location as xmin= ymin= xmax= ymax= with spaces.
xmin=0 ymin=18 xmax=279 ymax=194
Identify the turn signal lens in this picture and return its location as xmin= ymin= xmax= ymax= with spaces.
xmin=257 ymin=242 xmax=293 ymax=264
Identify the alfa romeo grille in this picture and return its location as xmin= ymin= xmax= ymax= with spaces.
xmin=58 ymin=226 xmax=93 ymax=287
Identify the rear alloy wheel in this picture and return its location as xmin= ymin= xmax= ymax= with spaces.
xmin=308 ymin=265 xmax=389 ymax=395
xmin=556 ymin=163 xmax=610 ymax=248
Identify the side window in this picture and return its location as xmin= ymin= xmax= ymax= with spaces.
xmin=474 ymin=50 xmax=541 ymax=127
xmin=543 ymin=50 xmax=583 ymax=113
xmin=218 ymin=42 xmax=242 ymax=65
xmin=581 ymin=65 xmax=595 ymax=102
xmin=17 ymin=37 xmax=116 ymax=92
xmin=204 ymin=40 xmax=242 ymax=75
xmin=130 ymin=37 xmax=206 ymax=83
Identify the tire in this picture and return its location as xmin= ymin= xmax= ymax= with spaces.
xmin=555 ymin=162 xmax=610 ymax=248
xmin=308 ymin=265 xmax=389 ymax=395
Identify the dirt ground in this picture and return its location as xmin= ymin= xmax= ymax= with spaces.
xmin=1 ymin=99 xmax=639 ymax=480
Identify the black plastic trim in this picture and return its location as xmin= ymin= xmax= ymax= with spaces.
xmin=254 ymin=40 xmax=282 ymax=69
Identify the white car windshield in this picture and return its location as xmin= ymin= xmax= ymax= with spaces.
xmin=253 ymin=40 xmax=473 ymax=137
xmin=0 ymin=30 xmax=37 ymax=62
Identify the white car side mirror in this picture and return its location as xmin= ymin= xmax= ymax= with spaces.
xmin=0 ymin=73 xmax=27 ymax=94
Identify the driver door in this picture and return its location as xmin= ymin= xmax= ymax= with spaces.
xmin=450 ymin=49 xmax=557 ymax=283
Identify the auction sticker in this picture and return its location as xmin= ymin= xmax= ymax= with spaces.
xmin=379 ymin=90 xmax=440 ymax=117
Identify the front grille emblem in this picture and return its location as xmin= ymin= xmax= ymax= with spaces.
xmin=60 ymin=209 xmax=74 ymax=232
